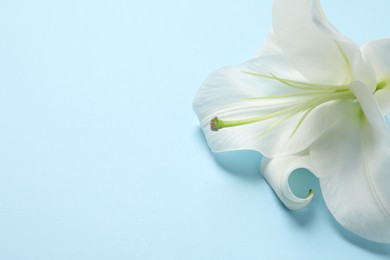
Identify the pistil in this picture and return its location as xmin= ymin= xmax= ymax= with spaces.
xmin=210 ymin=72 xmax=356 ymax=137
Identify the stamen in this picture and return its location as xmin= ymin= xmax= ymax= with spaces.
xmin=243 ymin=90 xmax=344 ymax=100
xmin=289 ymin=91 xmax=354 ymax=138
xmin=210 ymin=106 xmax=302 ymax=131
xmin=256 ymin=110 xmax=298 ymax=138
xmin=289 ymin=105 xmax=316 ymax=138
xmin=211 ymin=72 xmax=356 ymax=137
xmin=243 ymin=71 xmax=348 ymax=91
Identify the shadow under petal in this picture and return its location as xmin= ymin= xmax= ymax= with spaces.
xmin=195 ymin=127 xmax=390 ymax=251
xmin=326 ymin=211 xmax=390 ymax=255
xmin=212 ymin=150 xmax=262 ymax=181
xmin=194 ymin=127 xmax=262 ymax=181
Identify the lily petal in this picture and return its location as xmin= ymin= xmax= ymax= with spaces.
xmin=350 ymin=81 xmax=388 ymax=130
xmin=193 ymin=55 xmax=348 ymax=158
xmin=362 ymin=38 xmax=390 ymax=114
xmin=310 ymin=82 xmax=390 ymax=243
xmin=261 ymin=155 xmax=314 ymax=210
xmin=273 ymin=0 xmax=375 ymax=89
xmin=255 ymin=30 xmax=282 ymax=57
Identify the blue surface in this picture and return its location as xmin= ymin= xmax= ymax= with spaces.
xmin=0 ymin=0 xmax=390 ymax=259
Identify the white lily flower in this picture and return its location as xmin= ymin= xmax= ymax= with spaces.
xmin=193 ymin=0 xmax=390 ymax=243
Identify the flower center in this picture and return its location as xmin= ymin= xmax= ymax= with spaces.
xmin=210 ymin=72 xmax=360 ymax=138
xmin=211 ymin=73 xmax=387 ymax=138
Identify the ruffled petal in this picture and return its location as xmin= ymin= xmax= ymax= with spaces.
xmin=310 ymin=82 xmax=390 ymax=243
xmin=193 ymin=55 xmax=348 ymax=158
xmin=261 ymin=155 xmax=314 ymax=210
xmin=362 ymin=38 xmax=390 ymax=114
xmin=273 ymin=0 xmax=375 ymax=89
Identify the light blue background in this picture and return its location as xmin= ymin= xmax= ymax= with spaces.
xmin=0 ymin=0 xmax=390 ymax=259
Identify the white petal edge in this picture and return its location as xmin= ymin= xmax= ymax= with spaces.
xmin=273 ymin=0 xmax=376 ymax=90
xmin=272 ymin=0 xmax=350 ymax=84
xmin=255 ymin=30 xmax=282 ymax=57
xmin=362 ymin=38 xmax=390 ymax=115
xmin=261 ymin=155 xmax=314 ymax=210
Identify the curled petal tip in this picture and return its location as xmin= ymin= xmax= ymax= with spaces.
xmin=307 ymin=189 xmax=314 ymax=199
xmin=261 ymin=156 xmax=315 ymax=211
